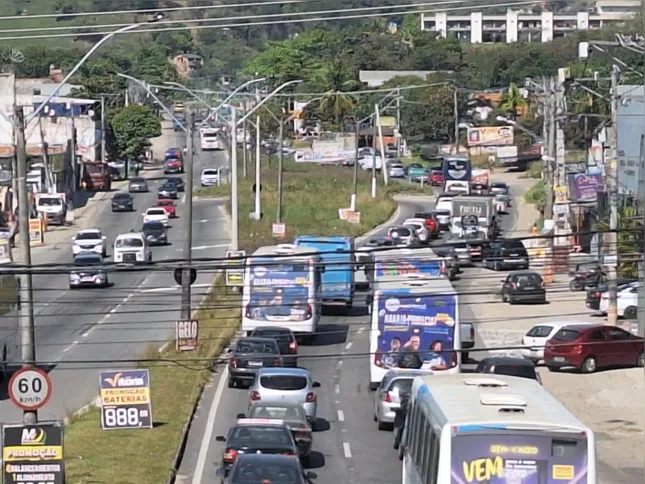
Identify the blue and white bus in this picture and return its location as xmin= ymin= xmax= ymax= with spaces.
xmin=400 ymin=373 xmax=596 ymax=484
xmin=242 ymin=244 xmax=322 ymax=336
xmin=369 ymin=276 xmax=460 ymax=390
xmin=294 ymin=235 xmax=355 ymax=310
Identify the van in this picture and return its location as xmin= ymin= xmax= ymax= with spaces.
xmin=113 ymin=232 xmax=151 ymax=263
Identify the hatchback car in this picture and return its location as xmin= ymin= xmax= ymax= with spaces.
xmin=432 ymin=209 xmax=451 ymax=231
xmin=69 ymin=254 xmax=108 ymax=289
xmin=228 ymin=338 xmax=283 ymax=388
xmin=111 ymin=192 xmax=134 ymax=212
xmin=248 ymin=368 xmax=320 ymax=422
xmin=128 ymin=177 xmax=148 ymax=193
xmin=158 ymin=182 xmax=178 ymax=200
xmin=544 ymin=324 xmax=644 ymax=373
xmin=222 ymin=453 xmax=316 ymax=484
xmin=485 ymin=240 xmax=529 ymax=271
xmin=490 ymin=181 xmax=509 ymax=195
xmin=142 ymin=221 xmax=168 ymax=246
xmin=388 ymin=162 xmax=406 ymax=178
xmin=166 ymin=176 xmax=185 ymax=192
xmin=403 ymin=219 xmax=430 ymax=245
xmin=249 ymin=327 xmax=298 ymax=367
xmin=501 ymin=271 xmax=546 ymax=304
xmin=443 ymin=240 xmax=472 ymax=266
xmin=373 ymin=369 xmax=432 ymax=430
xmin=494 ymin=194 xmax=511 ymax=214
xmin=201 ymin=168 xmax=223 ymax=186
xmin=475 ymin=357 xmax=541 ymax=383
xmin=520 ymin=321 xmax=593 ymax=363
xmin=430 ymin=168 xmax=444 ymax=186
xmin=412 ymin=212 xmax=439 ymax=238
xmin=386 ymin=226 xmax=419 ymax=247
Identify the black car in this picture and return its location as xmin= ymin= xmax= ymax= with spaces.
xmin=586 ymin=278 xmax=637 ymax=310
xmin=69 ymin=254 xmax=108 ymax=289
xmin=485 ymin=239 xmax=529 ymax=271
xmin=228 ymin=337 xmax=283 ymax=388
xmin=216 ymin=422 xmax=298 ymax=477
xmin=490 ymin=182 xmax=509 ymax=195
xmin=157 ymin=183 xmax=178 ymax=200
xmin=475 ymin=356 xmax=541 ymax=383
xmin=142 ymin=221 xmax=168 ymax=246
xmin=222 ymin=453 xmax=316 ymax=483
xmin=501 ymin=270 xmax=546 ymax=304
xmin=128 ymin=177 xmax=148 ymax=193
xmin=249 ymin=326 xmax=298 ymax=366
xmin=111 ymin=192 xmax=134 ymax=212
xmin=166 ymin=176 xmax=185 ymax=192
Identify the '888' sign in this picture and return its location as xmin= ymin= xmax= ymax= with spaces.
xmin=98 ymin=369 xmax=152 ymax=430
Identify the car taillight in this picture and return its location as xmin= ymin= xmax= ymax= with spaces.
xmin=229 ymin=358 xmax=238 ymax=369
xmin=595 ymin=292 xmax=601 ymax=298
xmin=273 ymin=358 xmax=282 ymax=366
xmin=306 ymin=392 xmax=316 ymax=402
xmin=305 ymin=304 xmax=312 ymax=319
xmin=223 ymin=449 xmax=238 ymax=464
xmin=289 ymin=340 xmax=297 ymax=352
xmin=383 ymin=392 xmax=392 ymax=403
xmin=283 ymin=451 xmax=295 ymax=456
xmin=295 ymin=430 xmax=310 ymax=439
xmin=251 ymin=391 xmax=261 ymax=401
xmin=572 ymin=344 xmax=583 ymax=354
xmin=451 ymin=351 xmax=458 ymax=367
xmin=374 ymin=349 xmax=383 ymax=367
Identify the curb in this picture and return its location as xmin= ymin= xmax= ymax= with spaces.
xmin=355 ymin=204 xmax=402 ymax=245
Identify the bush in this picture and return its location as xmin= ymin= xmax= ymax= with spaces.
xmin=524 ymin=181 xmax=546 ymax=206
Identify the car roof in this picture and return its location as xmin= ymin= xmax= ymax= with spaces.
xmin=479 ymin=357 xmax=536 ymax=367
xmin=77 ymin=229 xmax=100 ymax=234
xmin=257 ymin=367 xmax=310 ymax=376
xmin=113 ymin=192 xmax=131 ymax=197
xmin=508 ymin=270 xmax=540 ymax=276
xmin=560 ymin=323 xmax=603 ymax=332
xmin=237 ymin=337 xmax=280 ymax=344
xmin=251 ymin=326 xmax=294 ymax=334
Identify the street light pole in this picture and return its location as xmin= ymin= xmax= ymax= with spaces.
xmin=230 ymin=107 xmax=239 ymax=250
xmin=254 ymin=85 xmax=261 ymax=220
xmin=277 ymin=117 xmax=284 ymax=223
xmin=181 ymin=108 xmax=194 ymax=319
xmin=163 ymin=81 xmax=213 ymax=111
xmin=351 ymin=117 xmax=360 ymax=211
xmin=606 ymin=66 xmax=620 ymax=326
xmin=200 ymin=77 xmax=267 ymax=128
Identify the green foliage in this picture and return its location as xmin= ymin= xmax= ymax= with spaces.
xmin=597 ymin=206 xmax=641 ymax=277
xmin=524 ymin=181 xmax=546 ymax=208
xmin=110 ymin=105 xmax=161 ymax=161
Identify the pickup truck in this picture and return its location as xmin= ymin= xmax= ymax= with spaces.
xmin=460 ymin=322 xmax=475 ymax=362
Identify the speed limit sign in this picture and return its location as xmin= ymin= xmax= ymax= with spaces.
xmin=8 ymin=367 xmax=52 ymax=411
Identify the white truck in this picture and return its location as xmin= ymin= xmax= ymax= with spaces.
xmin=36 ymin=193 xmax=67 ymax=225
xmin=450 ymin=195 xmax=496 ymax=239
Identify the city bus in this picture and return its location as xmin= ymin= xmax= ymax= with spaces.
xmin=241 ymin=244 xmax=322 ymax=338
xmin=369 ymin=276 xmax=460 ymax=390
xmin=294 ymin=235 xmax=355 ymax=311
xmin=399 ymin=373 xmax=596 ymax=484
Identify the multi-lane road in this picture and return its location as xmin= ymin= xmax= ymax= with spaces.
xmin=176 ymin=195 xmax=519 ymax=484
xmin=0 ymin=124 xmax=231 ymax=421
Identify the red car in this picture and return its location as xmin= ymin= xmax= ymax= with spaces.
xmin=430 ymin=169 xmax=444 ymax=186
xmin=156 ymin=199 xmax=177 ymax=218
xmin=413 ymin=212 xmax=439 ymax=239
xmin=544 ymin=324 xmax=644 ymax=373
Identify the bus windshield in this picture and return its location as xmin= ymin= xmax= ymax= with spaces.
xmin=451 ymin=432 xmax=588 ymax=483
xmin=247 ymin=262 xmax=311 ymax=321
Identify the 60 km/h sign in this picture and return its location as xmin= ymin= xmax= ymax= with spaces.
xmin=8 ymin=367 xmax=53 ymax=411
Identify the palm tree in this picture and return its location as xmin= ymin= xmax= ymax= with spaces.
xmin=498 ymin=82 xmax=530 ymax=119
xmin=312 ymin=60 xmax=361 ymax=126
xmin=597 ymin=205 xmax=641 ymax=277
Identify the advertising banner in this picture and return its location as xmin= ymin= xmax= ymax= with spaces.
xmin=470 ymin=169 xmax=490 ymax=186
xmin=442 ymin=157 xmax=472 ymax=182
xmin=467 ymin=126 xmax=514 ymax=147
xmin=375 ymin=294 xmax=456 ymax=370
xmin=2 ymin=422 xmax=65 ymax=484
xmin=451 ymin=433 xmax=588 ymax=483
xmin=225 ymin=250 xmax=245 ymax=287
xmin=28 ymin=219 xmax=43 ymax=246
xmin=175 ymin=319 xmax=199 ymax=351
xmin=294 ymin=149 xmax=355 ymax=164
xmin=247 ymin=263 xmax=311 ymax=322
xmin=375 ymin=257 xmax=442 ymax=277
xmin=567 ymin=173 xmax=603 ymax=202
xmin=99 ymin=369 xmax=153 ymax=430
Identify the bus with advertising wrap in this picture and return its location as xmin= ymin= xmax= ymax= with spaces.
xmin=369 ymin=276 xmax=459 ymax=390
xmin=399 ymin=373 xmax=596 ymax=484
xmin=242 ymin=244 xmax=322 ymax=337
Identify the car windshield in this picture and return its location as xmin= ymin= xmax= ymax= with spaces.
xmin=492 ymin=364 xmax=537 ymax=380
xmin=512 ymin=274 xmax=542 ymax=286
xmin=526 ymin=325 xmax=554 ymax=338
xmin=260 ymin=375 xmax=308 ymax=391
xmin=236 ymin=341 xmax=278 ymax=354
xmin=160 ymin=185 xmax=174 ymax=191
xmin=203 ymin=170 xmax=218 ymax=176
xmin=388 ymin=378 xmax=413 ymax=396
xmin=250 ymin=405 xmax=307 ymax=421
xmin=157 ymin=200 xmax=172 ymax=206
xmin=232 ymin=461 xmax=300 ymax=483
xmin=130 ymin=178 xmax=145 ymax=183
xmin=115 ymin=238 xmax=143 ymax=248
xmin=114 ymin=193 xmax=130 ymax=200
xmin=552 ymin=329 xmax=583 ymax=341
xmin=167 ymin=178 xmax=182 ymax=184
xmin=143 ymin=222 xmax=164 ymax=231
xmin=229 ymin=426 xmax=292 ymax=447
xmin=434 ymin=210 xmax=450 ymax=216
xmin=74 ymin=257 xmax=102 ymax=266
xmin=76 ymin=232 xmax=101 ymax=240
xmin=39 ymin=197 xmax=61 ymax=206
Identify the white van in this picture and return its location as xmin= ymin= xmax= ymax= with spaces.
xmin=113 ymin=232 xmax=151 ymax=263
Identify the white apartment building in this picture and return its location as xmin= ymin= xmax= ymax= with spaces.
xmin=421 ymin=1 xmax=639 ymax=43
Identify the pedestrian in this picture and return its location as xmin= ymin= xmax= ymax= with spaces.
xmin=488 ymin=154 xmax=496 ymax=173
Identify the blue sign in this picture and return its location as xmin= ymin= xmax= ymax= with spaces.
xmin=375 ymin=294 xmax=457 ymax=370
xmin=442 ymin=156 xmax=472 ymax=182
xmin=375 ymin=258 xmax=442 ymax=277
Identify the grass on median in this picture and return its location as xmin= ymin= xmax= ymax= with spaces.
xmin=64 ymin=278 xmax=240 ymax=484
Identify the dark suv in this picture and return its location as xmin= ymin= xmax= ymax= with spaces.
xmin=249 ymin=326 xmax=298 ymax=366
xmin=484 ymin=239 xmax=529 ymax=271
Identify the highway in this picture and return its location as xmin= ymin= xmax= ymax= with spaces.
xmin=0 ymin=124 xmax=231 ymax=421
xmin=176 ymin=194 xmax=518 ymax=484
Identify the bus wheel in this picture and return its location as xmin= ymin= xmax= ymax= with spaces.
xmin=369 ymin=382 xmax=378 ymax=391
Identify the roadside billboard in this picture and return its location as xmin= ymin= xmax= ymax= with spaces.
xmin=467 ymin=126 xmax=514 ymax=147
xmin=567 ymin=173 xmax=603 ymax=202
xmin=99 ymin=369 xmax=153 ymax=430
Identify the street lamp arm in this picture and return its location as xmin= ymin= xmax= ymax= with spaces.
xmin=163 ymin=81 xmax=213 ymax=110
xmin=199 ymin=77 xmax=267 ymax=128
xmin=117 ymin=73 xmax=187 ymax=132
xmin=237 ymin=80 xmax=303 ymax=126
xmin=28 ymin=23 xmax=141 ymax=123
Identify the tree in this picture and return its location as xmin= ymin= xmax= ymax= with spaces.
xmin=498 ymin=82 xmax=529 ymax=119
xmin=110 ymin=105 xmax=161 ymax=161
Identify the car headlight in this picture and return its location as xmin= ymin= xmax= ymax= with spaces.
xmin=70 ymin=274 xmax=80 ymax=280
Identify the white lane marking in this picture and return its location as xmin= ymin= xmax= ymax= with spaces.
xmin=181 ymin=194 xmax=186 ymax=203
xmin=192 ymin=244 xmax=230 ymax=251
xmin=343 ymin=442 xmax=352 ymax=458
xmin=191 ymin=366 xmax=230 ymax=484
xmin=197 ymin=219 xmax=210 ymax=223
xmin=334 ymin=384 xmax=340 ymax=394
xmin=345 ymin=342 xmax=353 ymax=351
xmin=337 ymin=410 xmax=345 ymax=422
xmin=136 ymin=283 xmax=212 ymax=294
xmin=336 ymin=360 xmax=343 ymax=371
xmin=357 ymin=327 xmax=364 ymax=334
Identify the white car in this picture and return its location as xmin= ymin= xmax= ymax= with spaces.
xmin=72 ymin=229 xmax=107 ymax=256
xmin=403 ymin=218 xmax=430 ymax=245
xmin=386 ymin=226 xmax=419 ymax=247
xmin=142 ymin=208 xmax=169 ymax=227
xmin=599 ymin=283 xmax=639 ymax=319
xmin=521 ymin=321 xmax=595 ymax=362
xmin=200 ymin=168 xmax=221 ymax=187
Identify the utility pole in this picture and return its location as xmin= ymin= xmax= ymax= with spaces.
xmin=395 ymin=88 xmax=401 ymax=155
xmin=276 ymin=115 xmax=284 ymax=223
xmin=371 ymin=123 xmax=377 ymax=199
xmin=606 ymin=66 xmax=620 ymax=325
xmin=230 ymin=107 xmax=239 ymax=250
xmin=637 ymin=134 xmax=644 ymax=338
xmin=100 ymin=96 xmax=107 ymax=162
xmin=70 ymin=114 xmax=77 ymax=196
xmin=453 ymin=85 xmax=459 ymax=145
xmin=374 ymin=104 xmax=389 ymax=186
xmin=180 ymin=108 xmax=194 ymax=319
xmin=242 ymin=117 xmax=248 ymax=179
xmin=254 ymin=86 xmax=261 ymax=220
xmin=15 ymin=106 xmax=37 ymax=424
xmin=351 ymin=117 xmax=360 ymax=211
xmin=543 ymin=79 xmax=555 ymax=220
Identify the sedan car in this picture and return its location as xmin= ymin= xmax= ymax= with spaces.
xmin=386 ymin=226 xmax=419 ymax=247
xmin=163 ymin=158 xmax=183 ymax=174
xmin=430 ymin=168 xmax=444 ymax=186
xmin=155 ymin=199 xmax=177 ymax=218
xmin=228 ymin=338 xmax=283 ymax=388
xmin=241 ymin=402 xmax=313 ymax=462
xmin=598 ymin=283 xmax=639 ymax=319
xmin=388 ymin=162 xmax=406 ymax=178
xmin=501 ymin=271 xmax=546 ymax=304
xmin=544 ymin=324 xmax=644 ymax=373
xmin=374 ymin=369 xmax=432 ymax=430
xmin=111 ymin=192 xmax=134 ymax=212
xmin=475 ymin=357 xmax=541 ymax=383
xmin=166 ymin=176 xmax=185 ymax=192
xmin=142 ymin=221 xmax=168 ymax=246
xmin=69 ymin=254 xmax=108 ymax=288
xmin=215 ymin=420 xmax=298 ymax=477
xmin=490 ymin=181 xmax=509 ymax=195
xmin=142 ymin=207 xmax=169 ymax=226
xmin=158 ymin=182 xmax=178 ymax=200
xmin=520 ymin=321 xmax=593 ymax=363
xmin=249 ymin=327 xmax=298 ymax=367
xmin=201 ymin=168 xmax=221 ymax=187
xmin=403 ymin=219 xmax=430 ymax=245
xmin=72 ymin=229 xmax=107 ymax=256
xmin=586 ymin=278 xmax=637 ymax=311
xmin=248 ymin=367 xmax=320 ymax=422
xmin=128 ymin=177 xmax=148 ymax=193
xmin=222 ymin=454 xmax=316 ymax=484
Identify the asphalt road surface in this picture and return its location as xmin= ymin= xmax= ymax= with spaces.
xmin=0 ymin=127 xmax=231 ymax=421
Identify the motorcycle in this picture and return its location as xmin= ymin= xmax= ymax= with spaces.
xmin=569 ymin=271 xmax=606 ymax=291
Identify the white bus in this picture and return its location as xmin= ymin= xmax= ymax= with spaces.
xmin=369 ymin=276 xmax=460 ymax=390
xmin=200 ymin=127 xmax=220 ymax=150
xmin=242 ymin=244 xmax=322 ymax=338
xmin=400 ymin=374 xmax=596 ymax=484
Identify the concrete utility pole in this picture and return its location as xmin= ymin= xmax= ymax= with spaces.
xmin=15 ymin=106 xmax=37 ymax=424
xmin=242 ymin=117 xmax=248 ymax=179
xmin=543 ymin=79 xmax=555 ymax=220
xmin=453 ymin=85 xmax=459 ymax=145
xmin=606 ymin=67 xmax=620 ymax=325
xmin=254 ymin=86 xmax=261 ymax=220
xmin=180 ymin=108 xmax=194 ymax=319
xmin=371 ymin=123 xmax=377 ymax=199
xmin=276 ymin=115 xmax=284 ymax=223
xmin=100 ymin=96 xmax=107 ymax=162
xmin=637 ymin=134 xmax=645 ymax=338
xmin=395 ymin=88 xmax=401 ymax=155
xmin=351 ymin=117 xmax=360 ymax=211
xmin=70 ymin=114 xmax=77 ymax=196
xmin=230 ymin=107 xmax=239 ymax=250
xmin=374 ymin=104 xmax=388 ymax=186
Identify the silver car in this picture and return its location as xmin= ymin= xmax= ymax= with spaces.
xmin=388 ymin=162 xmax=406 ymax=178
xmin=445 ymin=241 xmax=472 ymax=266
xmin=374 ymin=369 xmax=433 ymax=430
xmin=387 ymin=226 xmax=419 ymax=247
xmin=248 ymin=368 xmax=320 ymax=422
